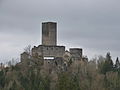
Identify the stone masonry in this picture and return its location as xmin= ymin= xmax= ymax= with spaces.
xmin=42 ymin=22 xmax=57 ymax=46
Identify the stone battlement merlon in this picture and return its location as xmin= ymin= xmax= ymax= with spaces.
xmin=42 ymin=22 xmax=57 ymax=24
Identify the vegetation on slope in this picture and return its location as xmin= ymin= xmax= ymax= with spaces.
xmin=0 ymin=52 xmax=120 ymax=90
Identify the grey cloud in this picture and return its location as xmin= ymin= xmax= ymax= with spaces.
xmin=0 ymin=0 xmax=120 ymax=62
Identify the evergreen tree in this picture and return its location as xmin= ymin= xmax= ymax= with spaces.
xmin=100 ymin=52 xmax=114 ymax=74
xmin=115 ymin=57 xmax=120 ymax=69
xmin=0 ymin=70 xmax=5 ymax=88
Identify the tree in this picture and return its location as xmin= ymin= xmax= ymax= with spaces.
xmin=105 ymin=52 xmax=113 ymax=68
xmin=115 ymin=57 xmax=120 ymax=69
xmin=100 ymin=52 xmax=114 ymax=74
xmin=0 ymin=70 xmax=5 ymax=88
xmin=24 ymin=45 xmax=31 ymax=55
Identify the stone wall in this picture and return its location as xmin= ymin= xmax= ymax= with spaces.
xmin=21 ymin=52 xmax=30 ymax=62
xmin=32 ymin=45 xmax=65 ymax=58
xmin=69 ymin=48 xmax=82 ymax=60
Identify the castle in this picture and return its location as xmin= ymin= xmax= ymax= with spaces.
xmin=21 ymin=22 xmax=83 ymax=63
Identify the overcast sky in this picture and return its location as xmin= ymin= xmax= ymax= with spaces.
xmin=0 ymin=0 xmax=120 ymax=62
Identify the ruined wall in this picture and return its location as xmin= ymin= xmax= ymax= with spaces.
xmin=32 ymin=45 xmax=65 ymax=58
xmin=42 ymin=22 xmax=57 ymax=46
xmin=69 ymin=48 xmax=82 ymax=60
xmin=21 ymin=52 xmax=30 ymax=62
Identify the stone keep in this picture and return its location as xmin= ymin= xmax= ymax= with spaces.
xmin=32 ymin=22 xmax=65 ymax=59
xmin=42 ymin=22 xmax=57 ymax=46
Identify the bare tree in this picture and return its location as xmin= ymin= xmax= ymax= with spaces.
xmin=24 ymin=45 xmax=31 ymax=55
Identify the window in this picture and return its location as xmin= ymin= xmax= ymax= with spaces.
xmin=44 ymin=57 xmax=54 ymax=60
xmin=51 ymin=47 xmax=53 ymax=50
